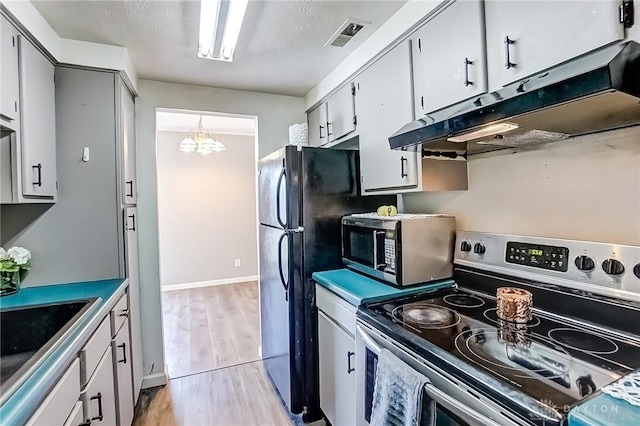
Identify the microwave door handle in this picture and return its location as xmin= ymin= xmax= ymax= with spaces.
xmin=372 ymin=230 xmax=385 ymax=271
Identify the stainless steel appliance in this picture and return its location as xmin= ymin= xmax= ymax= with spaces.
xmin=356 ymin=231 xmax=640 ymax=425
xmin=342 ymin=213 xmax=456 ymax=286
xmin=258 ymin=146 xmax=394 ymax=421
xmin=390 ymin=41 xmax=640 ymax=154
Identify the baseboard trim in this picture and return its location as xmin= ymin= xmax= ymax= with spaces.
xmin=141 ymin=372 xmax=168 ymax=389
xmin=161 ymin=275 xmax=258 ymax=292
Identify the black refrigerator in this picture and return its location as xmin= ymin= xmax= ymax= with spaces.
xmin=258 ymin=146 xmax=395 ymax=421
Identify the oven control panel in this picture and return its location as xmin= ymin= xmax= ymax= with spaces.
xmin=505 ymin=242 xmax=569 ymax=272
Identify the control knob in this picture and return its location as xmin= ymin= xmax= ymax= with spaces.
xmin=473 ymin=243 xmax=486 ymax=254
xmin=602 ymin=259 xmax=625 ymax=276
xmin=634 ymin=264 xmax=640 ymax=279
xmin=574 ymin=255 xmax=595 ymax=272
xmin=460 ymin=241 xmax=472 ymax=252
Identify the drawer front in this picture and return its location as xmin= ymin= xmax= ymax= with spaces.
xmin=27 ymin=358 xmax=81 ymax=426
xmin=316 ymin=285 xmax=357 ymax=336
xmin=82 ymin=347 xmax=117 ymax=426
xmin=80 ymin=317 xmax=111 ymax=387
xmin=109 ymin=294 xmax=129 ymax=337
xmin=64 ymin=401 xmax=85 ymax=426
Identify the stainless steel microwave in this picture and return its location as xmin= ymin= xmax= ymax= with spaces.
xmin=341 ymin=214 xmax=456 ymax=286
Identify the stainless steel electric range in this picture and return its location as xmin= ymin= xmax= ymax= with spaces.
xmin=355 ymin=231 xmax=640 ymax=426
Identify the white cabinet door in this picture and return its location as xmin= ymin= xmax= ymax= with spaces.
xmin=412 ymin=0 xmax=487 ymax=115
xmin=83 ymin=348 xmax=117 ymax=426
xmin=318 ymin=311 xmax=356 ymax=426
xmin=64 ymin=401 xmax=85 ymax=426
xmin=327 ymin=83 xmax=356 ymax=142
xmin=18 ymin=35 xmax=56 ymax=198
xmin=112 ymin=323 xmax=134 ymax=426
xmin=1 ymin=16 xmax=20 ymax=123
xmin=485 ymin=0 xmax=624 ymax=87
xmin=125 ymin=207 xmax=144 ymax=402
xmin=307 ymin=102 xmax=328 ymax=147
xmin=27 ymin=359 xmax=81 ymax=426
xmin=120 ymin=83 xmax=137 ymax=205
xmin=355 ymin=40 xmax=418 ymax=193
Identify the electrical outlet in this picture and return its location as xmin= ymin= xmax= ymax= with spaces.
xmin=235 ymin=259 xmax=241 ymax=267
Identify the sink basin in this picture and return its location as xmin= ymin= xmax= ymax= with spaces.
xmin=0 ymin=298 xmax=97 ymax=401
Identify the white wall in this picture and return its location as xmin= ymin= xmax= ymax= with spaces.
xmin=156 ymin=131 xmax=258 ymax=287
xmin=135 ymin=79 xmax=305 ymax=385
xmin=402 ymin=127 xmax=640 ymax=245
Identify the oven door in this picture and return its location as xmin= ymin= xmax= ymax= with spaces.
xmin=342 ymin=220 xmax=395 ymax=283
xmin=355 ymin=322 xmax=522 ymax=426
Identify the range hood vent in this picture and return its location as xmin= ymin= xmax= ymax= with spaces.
xmin=389 ymin=41 xmax=640 ymax=154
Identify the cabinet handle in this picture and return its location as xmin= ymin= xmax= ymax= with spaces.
xmin=347 ymin=351 xmax=355 ymax=374
xmin=126 ymin=180 xmax=134 ymax=198
xmin=319 ymin=125 xmax=325 ymax=139
xmin=504 ymin=36 xmax=516 ymax=69
xmin=79 ymin=420 xmax=92 ymax=426
xmin=32 ymin=163 xmax=43 ymax=187
xmin=400 ymin=157 xmax=408 ymax=178
xmin=90 ymin=392 xmax=103 ymax=421
xmin=119 ymin=309 xmax=130 ymax=318
xmin=127 ymin=214 xmax=136 ymax=231
xmin=117 ymin=342 xmax=128 ymax=364
xmin=463 ymin=58 xmax=473 ymax=86
xmin=327 ymin=122 xmax=333 ymax=136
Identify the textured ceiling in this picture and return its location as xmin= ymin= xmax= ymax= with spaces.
xmin=156 ymin=111 xmax=256 ymax=135
xmin=32 ymin=0 xmax=407 ymax=96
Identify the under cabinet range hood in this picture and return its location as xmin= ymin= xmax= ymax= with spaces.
xmin=389 ymin=41 xmax=640 ymax=154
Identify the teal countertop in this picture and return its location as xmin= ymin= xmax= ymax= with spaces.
xmin=569 ymin=393 xmax=639 ymax=426
xmin=0 ymin=278 xmax=128 ymax=426
xmin=312 ymin=269 xmax=454 ymax=306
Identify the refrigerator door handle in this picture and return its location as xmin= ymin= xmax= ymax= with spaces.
xmin=277 ymin=231 xmax=289 ymax=300
xmin=276 ymin=167 xmax=287 ymax=228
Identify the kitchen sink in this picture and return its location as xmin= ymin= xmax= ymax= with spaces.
xmin=0 ymin=298 xmax=97 ymax=402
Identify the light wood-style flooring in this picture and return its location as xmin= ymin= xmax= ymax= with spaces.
xmin=162 ymin=281 xmax=260 ymax=378
xmin=132 ymin=361 xmax=293 ymax=426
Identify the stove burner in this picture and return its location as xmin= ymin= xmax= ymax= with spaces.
xmin=455 ymin=328 xmax=573 ymax=380
xmin=443 ymin=293 xmax=485 ymax=308
xmin=548 ymin=328 xmax=619 ymax=354
xmin=483 ymin=308 xmax=540 ymax=327
xmin=392 ymin=303 xmax=461 ymax=330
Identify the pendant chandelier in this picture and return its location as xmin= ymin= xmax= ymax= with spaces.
xmin=179 ymin=116 xmax=226 ymax=155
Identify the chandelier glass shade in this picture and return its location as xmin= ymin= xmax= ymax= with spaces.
xmin=179 ymin=116 xmax=226 ymax=155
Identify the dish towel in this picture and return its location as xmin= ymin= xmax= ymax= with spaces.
xmin=602 ymin=370 xmax=640 ymax=407
xmin=370 ymin=349 xmax=435 ymax=426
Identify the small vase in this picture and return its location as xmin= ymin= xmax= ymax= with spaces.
xmin=0 ymin=270 xmax=21 ymax=296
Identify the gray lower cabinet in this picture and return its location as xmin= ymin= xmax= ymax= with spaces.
xmin=354 ymin=39 xmax=419 ymax=193
xmin=83 ymin=348 xmax=117 ymax=426
xmin=113 ymin=322 xmax=134 ymax=426
xmin=318 ymin=311 xmax=356 ymax=426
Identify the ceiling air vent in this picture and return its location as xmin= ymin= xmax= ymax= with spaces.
xmin=326 ymin=18 xmax=368 ymax=47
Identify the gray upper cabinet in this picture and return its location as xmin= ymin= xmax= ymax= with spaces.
xmin=119 ymin=83 xmax=137 ymax=205
xmin=485 ymin=0 xmax=625 ymax=89
xmin=18 ymin=34 xmax=56 ymax=199
xmin=355 ymin=40 xmax=418 ymax=193
xmin=412 ymin=0 xmax=487 ymax=116
xmin=307 ymin=102 xmax=328 ymax=147
xmin=1 ymin=15 xmax=20 ymax=125
xmin=327 ymin=83 xmax=356 ymax=142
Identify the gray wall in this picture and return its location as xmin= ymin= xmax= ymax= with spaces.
xmin=402 ymin=126 xmax=640 ymax=245
xmin=135 ymin=79 xmax=305 ymax=382
xmin=1 ymin=67 xmax=121 ymax=286
xmin=156 ymin=131 xmax=258 ymax=286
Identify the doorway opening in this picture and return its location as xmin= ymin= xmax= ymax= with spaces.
xmin=155 ymin=108 xmax=260 ymax=379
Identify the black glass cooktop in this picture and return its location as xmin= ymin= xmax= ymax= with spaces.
xmin=364 ymin=287 xmax=640 ymax=410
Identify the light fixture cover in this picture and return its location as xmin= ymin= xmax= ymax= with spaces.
xmin=447 ymin=122 xmax=519 ymax=143
xmin=199 ymin=0 xmax=248 ymax=62
xmin=179 ymin=136 xmax=197 ymax=152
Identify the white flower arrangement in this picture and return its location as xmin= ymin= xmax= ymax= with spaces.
xmin=0 ymin=246 xmax=32 ymax=273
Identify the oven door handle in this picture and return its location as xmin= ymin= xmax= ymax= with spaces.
xmin=357 ymin=325 xmax=505 ymax=426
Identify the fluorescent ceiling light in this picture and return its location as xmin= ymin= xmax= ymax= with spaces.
xmin=199 ymin=0 xmax=248 ymax=62
xmin=447 ymin=122 xmax=519 ymax=143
